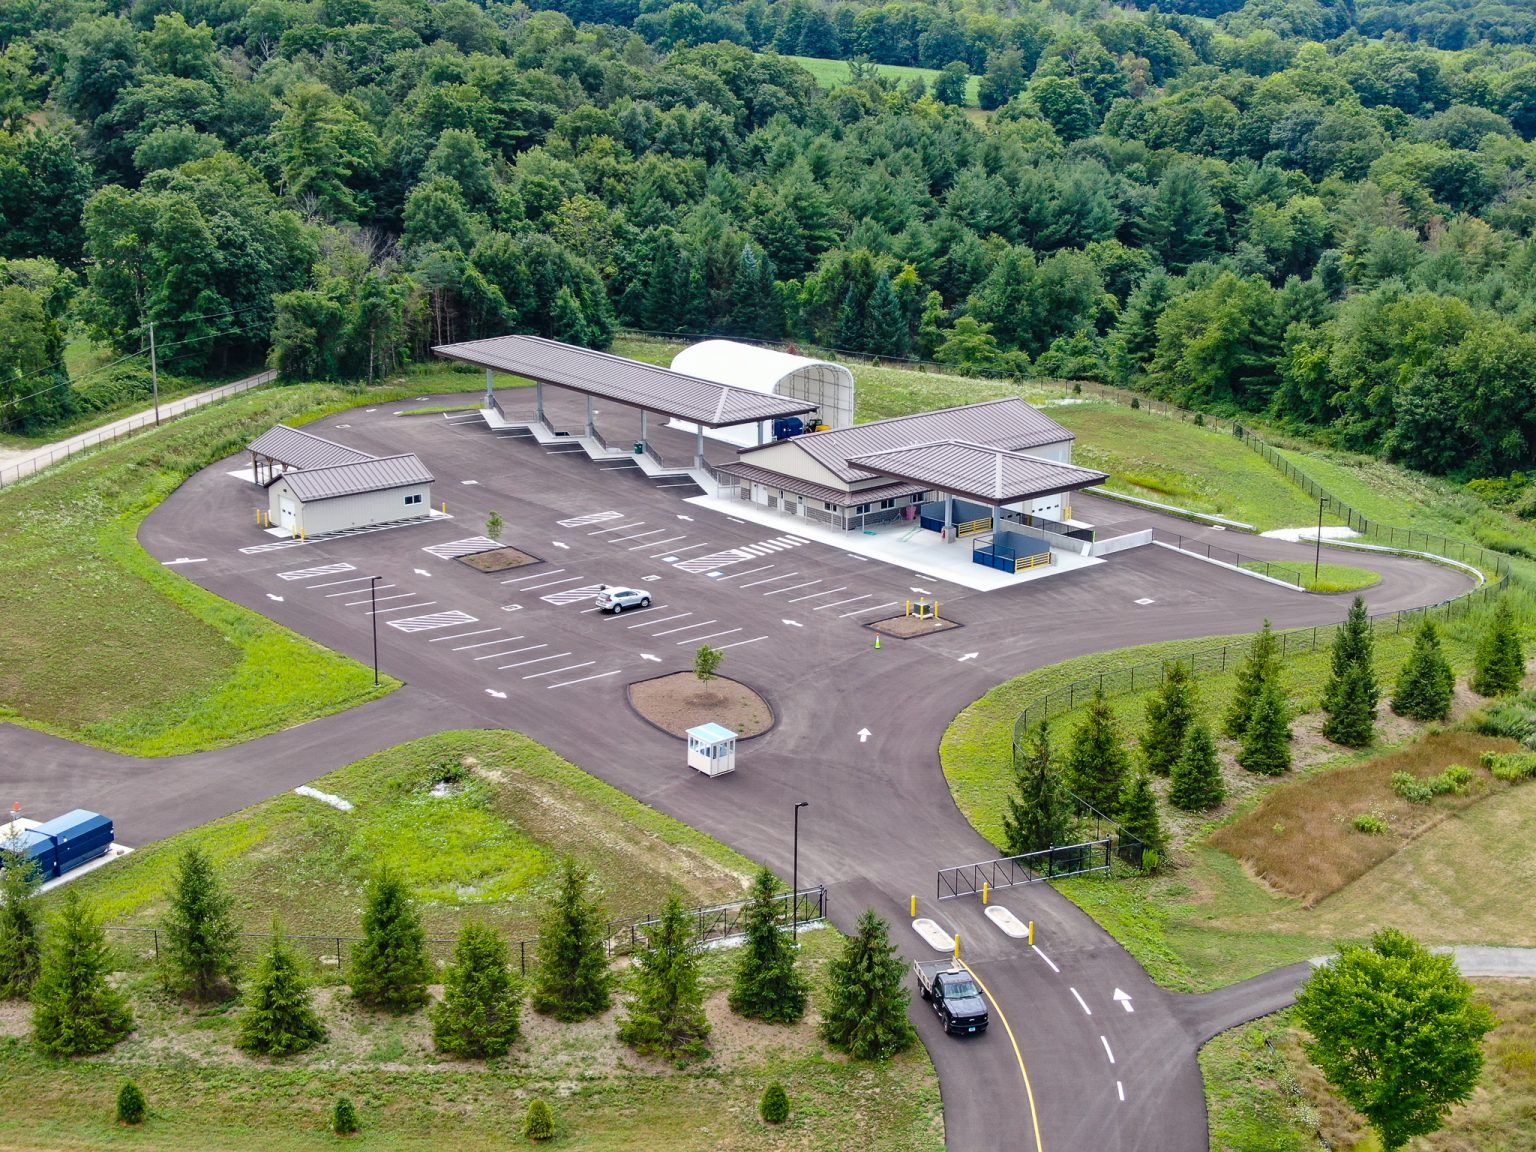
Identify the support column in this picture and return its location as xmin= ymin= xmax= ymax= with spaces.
xmin=640 ymin=409 xmax=648 ymax=449
xmin=944 ymin=495 xmax=954 ymax=541
xmin=585 ymin=393 xmax=595 ymax=438
xmin=484 ymin=368 xmax=494 ymax=407
xmin=535 ymin=380 xmax=545 ymax=424
xmin=694 ymin=425 xmax=705 ymax=468
xmin=757 ymin=421 xmax=765 ymax=446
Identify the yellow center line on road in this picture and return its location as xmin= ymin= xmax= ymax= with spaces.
xmin=958 ymin=958 xmax=1044 ymax=1152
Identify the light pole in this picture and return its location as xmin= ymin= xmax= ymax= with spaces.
xmin=369 ymin=576 xmax=381 ymax=686
xmin=792 ymin=801 xmax=809 ymax=942
xmin=1314 ymin=496 xmax=1325 ymax=585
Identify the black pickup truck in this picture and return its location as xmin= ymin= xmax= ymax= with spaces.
xmin=913 ymin=961 xmax=990 ymax=1036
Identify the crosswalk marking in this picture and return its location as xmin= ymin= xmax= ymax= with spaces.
xmin=239 ymin=516 xmax=445 ymax=553
xmin=278 ymin=562 xmax=355 ymax=581
xmin=540 ymin=583 xmax=605 ymax=605
xmin=558 ymin=511 xmax=622 ymax=527
xmin=387 ymin=610 xmax=477 ymax=633
xmin=674 ymin=549 xmax=752 ymax=573
xmin=423 ymin=536 xmax=498 ymax=559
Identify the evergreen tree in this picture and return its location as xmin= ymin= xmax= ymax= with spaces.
xmin=760 ymin=1081 xmax=790 ymax=1123
xmin=550 ymin=284 xmax=593 ymax=348
xmin=728 ymin=867 xmax=808 ymax=1024
xmin=1238 ymin=679 xmax=1292 ymax=775
xmin=1322 ymin=596 xmax=1378 ymax=746
xmin=332 ymin=1096 xmax=359 ymax=1136
xmin=31 ymin=889 xmax=133 ymax=1057
xmin=1063 ymin=688 xmax=1131 ymax=817
xmin=0 ymin=848 xmax=43 ymax=998
xmin=349 ymin=868 xmax=430 ymax=1013
xmin=1471 ymin=599 xmax=1525 ymax=697
xmin=161 ymin=846 xmax=239 ymax=1002
xmin=835 ymin=283 xmax=867 ymax=351
xmin=1225 ymin=621 xmax=1281 ymax=738
xmin=524 ymin=1098 xmax=555 ymax=1141
xmin=116 ymin=1080 xmax=146 ymax=1126
xmin=618 ymin=891 xmax=710 ymax=1064
xmin=237 ymin=922 xmax=326 ymax=1057
xmin=531 ymin=858 xmax=611 ymax=1022
xmin=432 ymin=923 xmax=522 ymax=1058
xmin=1140 ymin=663 xmax=1198 ymax=776
xmin=1392 ymin=618 xmax=1455 ymax=722
xmin=1169 ymin=721 xmax=1226 ymax=812
xmin=819 ymin=908 xmax=916 ymax=1060
xmin=866 ymin=272 xmax=909 ymax=357
xmin=1117 ymin=771 xmax=1167 ymax=860
xmin=1002 ymin=721 xmax=1076 ymax=856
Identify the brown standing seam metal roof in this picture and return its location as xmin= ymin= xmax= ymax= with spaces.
xmin=268 ymin=455 xmax=435 ymax=502
xmin=247 ymin=424 xmax=376 ymax=470
xmin=432 ymin=335 xmax=819 ymax=427
xmin=738 ymin=397 xmax=1073 ymax=484
xmin=714 ymin=461 xmax=929 ymax=507
xmin=848 ymin=440 xmax=1108 ymax=505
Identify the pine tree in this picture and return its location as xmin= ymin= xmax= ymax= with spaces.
xmin=432 ymin=923 xmax=522 ymax=1058
xmin=728 ymin=867 xmax=808 ymax=1024
xmin=0 ymin=848 xmax=43 ymax=998
xmin=1063 ymin=688 xmax=1131 ymax=817
xmin=1002 ymin=721 xmax=1076 ymax=856
xmin=116 ymin=1080 xmax=146 ymax=1125
xmin=1322 ymin=596 xmax=1378 ymax=747
xmin=237 ymin=923 xmax=326 ymax=1057
xmin=1140 ymin=663 xmax=1198 ymax=776
xmin=835 ymin=283 xmax=867 ymax=352
xmin=524 ymin=1098 xmax=555 ymax=1141
xmin=1238 ymin=679 xmax=1292 ymax=775
xmin=866 ymin=272 xmax=909 ymax=357
xmin=531 ymin=858 xmax=611 ymax=1022
xmin=1392 ymin=619 xmax=1455 ymax=722
xmin=1471 ymin=599 xmax=1525 ymax=697
xmin=1169 ymin=721 xmax=1226 ymax=812
xmin=1117 ymin=771 xmax=1167 ymax=861
xmin=819 ymin=908 xmax=916 ymax=1061
xmin=619 ymin=891 xmax=710 ymax=1064
xmin=1225 ymin=621 xmax=1281 ymax=738
xmin=31 ymin=889 xmax=133 ymax=1057
xmin=349 ymin=867 xmax=430 ymax=1013
xmin=760 ymin=1081 xmax=790 ymax=1124
xmin=161 ymin=846 xmax=239 ymax=1002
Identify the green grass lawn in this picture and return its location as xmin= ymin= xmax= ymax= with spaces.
xmin=2 ymin=731 xmax=943 ymax=1152
xmin=781 ymin=53 xmax=982 ymax=106
xmin=1238 ymin=560 xmax=1381 ymax=593
xmin=0 ymin=382 xmax=419 ymax=754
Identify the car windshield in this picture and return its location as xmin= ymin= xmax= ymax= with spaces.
xmin=944 ymin=980 xmax=979 ymax=999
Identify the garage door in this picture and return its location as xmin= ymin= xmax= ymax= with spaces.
xmin=279 ymin=498 xmax=297 ymax=532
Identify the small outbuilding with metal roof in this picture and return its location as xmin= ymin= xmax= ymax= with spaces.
xmin=248 ymin=425 xmax=434 ymax=538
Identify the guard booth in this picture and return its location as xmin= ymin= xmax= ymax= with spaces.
xmin=686 ymin=723 xmax=737 ymax=777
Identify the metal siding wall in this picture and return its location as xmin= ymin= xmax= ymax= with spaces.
xmin=299 ymin=483 xmax=432 ymax=535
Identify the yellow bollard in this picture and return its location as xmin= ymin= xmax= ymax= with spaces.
xmin=936 ymin=602 xmax=941 ymax=620
xmin=910 ymin=895 xmax=917 ymax=918
xmin=953 ymin=932 xmax=961 ymax=961
xmin=905 ymin=599 xmax=910 ymax=616
xmin=442 ymin=501 xmax=447 ymax=513
xmin=1028 ymin=921 xmax=1035 ymax=946
xmin=982 ymin=881 xmax=989 ymax=905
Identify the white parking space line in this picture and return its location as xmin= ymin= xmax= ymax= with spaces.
xmin=784 ymin=535 xmax=810 ymax=543
xmin=715 ymin=565 xmax=772 ymax=581
xmin=331 ymin=584 xmax=393 ymax=597
xmin=816 ymin=595 xmax=871 ymax=611
xmin=519 ymin=575 xmax=583 ymax=591
xmin=579 ymin=605 xmax=605 ymax=614
xmin=597 ymin=605 xmax=666 ymax=622
xmin=455 ymin=636 xmax=522 ymax=651
xmin=523 ymin=660 xmax=594 ymax=680
xmin=502 ymin=568 xmax=564 ymax=584
xmin=652 ymin=619 xmax=717 ymax=637
xmin=763 ymin=580 xmax=821 ymax=596
xmin=611 ymin=528 xmax=667 ymax=543
xmin=654 ymin=542 xmax=712 ymax=557
xmin=344 ymin=591 xmax=412 ymax=605
xmin=1070 ymin=989 xmax=1092 ymax=1016
xmin=785 ymin=586 xmax=845 ymax=603
xmin=678 ymin=629 xmax=740 ymax=645
xmin=558 ymin=511 xmax=621 ymax=527
xmin=840 ymin=601 xmax=900 ymax=618
xmin=588 ymin=521 xmax=644 ymax=536
xmin=470 ymin=642 xmax=535 ymax=660
xmin=491 ymin=646 xmax=550 ymax=665
xmin=369 ymin=601 xmax=435 ymax=615
xmin=432 ymin=628 xmax=500 ymax=642
xmin=628 ymin=612 xmax=689 ymax=628
xmin=305 ymin=576 xmax=373 ymax=589
xmin=548 ymin=670 xmax=622 ymax=688
xmin=501 ymin=651 xmax=572 ymax=670
xmin=715 ymin=636 xmax=767 ymax=651
xmin=740 ymin=571 xmax=796 ymax=588
xmin=541 ymin=584 xmax=604 ymax=605
xmin=655 ymin=482 xmax=697 ymax=488
xmin=635 ymin=535 xmax=686 ymax=550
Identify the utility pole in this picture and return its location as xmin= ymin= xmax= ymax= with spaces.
xmin=792 ymin=801 xmax=809 ymax=942
xmin=147 ymin=319 xmax=161 ymax=426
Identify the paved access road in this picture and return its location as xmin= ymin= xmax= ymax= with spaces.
xmin=2 ymin=394 xmax=1476 ymax=1151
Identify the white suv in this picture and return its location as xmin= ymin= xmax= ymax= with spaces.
xmin=595 ymin=586 xmax=651 ymax=613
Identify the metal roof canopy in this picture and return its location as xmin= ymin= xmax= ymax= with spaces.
xmin=433 ymin=335 xmax=818 ymax=428
xmin=849 ymin=440 xmax=1108 ymax=506
xmin=248 ymin=424 xmax=375 ymax=471
xmin=268 ymin=454 xmax=435 ymax=502
xmin=715 ymin=460 xmax=929 ymax=507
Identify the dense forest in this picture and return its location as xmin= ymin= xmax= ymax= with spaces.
xmin=5 ymin=0 xmax=1536 ymax=485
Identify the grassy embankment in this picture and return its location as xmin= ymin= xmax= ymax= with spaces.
xmin=1236 ymin=561 xmax=1381 ymax=593
xmin=0 ymin=732 xmax=943 ymax=1152
xmin=779 ymin=53 xmax=982 ymax=106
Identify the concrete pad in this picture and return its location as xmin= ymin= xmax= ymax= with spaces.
xmin=1261 ymin=525 xmax=1360 ymax=543
xmin=985 ymin=905 xmax=1030 ymax=938
xmin=38 ymin=844 xmax=134 ymax=893
xmin=913 ymin=917 xmax=956 ymax=952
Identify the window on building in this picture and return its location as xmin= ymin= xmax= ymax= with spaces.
xmin=909 ymin=493 xmax=924 ymax=504
xmin=823 ymin=501 xmax=837 ymax=512
xmin=879 ymin=498 xmax=896 ymax=509
xmin=404 ymin=493 xmax=423 ymax=506
xmin=856 ymin=504 xmax=870 ymax=514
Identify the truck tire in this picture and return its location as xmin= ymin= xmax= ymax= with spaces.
xmin=920 ymin=984 xmax=931 ymax=1001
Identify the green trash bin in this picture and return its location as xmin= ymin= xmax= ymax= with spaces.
xmin=634 ymin=441 xmax=644 ymax=454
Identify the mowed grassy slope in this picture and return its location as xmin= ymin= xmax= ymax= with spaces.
xmin=1 ymin=731 xmax=942 ymax=1152
xmin=781 ymin=53 xmax=982 ymax=106
xmin=0 ymin=382 xmax=411 ymax=754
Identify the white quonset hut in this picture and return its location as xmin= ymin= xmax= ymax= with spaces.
xmin=249 ymin=424 xmax=434 ymax=537
xmin=669 ymin=340 xmax=855 ymax=446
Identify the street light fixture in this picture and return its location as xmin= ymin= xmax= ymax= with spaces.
xmin=792 ymin=801 xmax=809 ymax=942
xmin=369 ymin=576 xmax=382 ymax=686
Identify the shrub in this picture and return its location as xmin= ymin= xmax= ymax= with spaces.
xmin=116 ymin=1081 xmax=146 ymax=1126
xmin=1482 ymin=750 xmax=1536 ymax=782
xmin=1443 ymin=764 xmax=1474 ymax=792
xmin=1130 ymin=396 xmax=1140 ymax=409
xmin=332 ymin=1096 xmax=359 ymax=1136
xmin=1473 ymin=693 xmax=1536 ymax=748
xmin=1193 ymin=412 xmax=1205 ymax=427
xmin=524 ymin=1098 xmax=555 ymax=1141
xmin=760 ymin=1081 xmax=790 ymax=1124
xmin=1072 ymin=381 xmax=1082 ymax=394
xmin=1391 ymin=772 xmax=1436 ymax=804
xmin=1352 ymin=813 xmax=1389 ymax=836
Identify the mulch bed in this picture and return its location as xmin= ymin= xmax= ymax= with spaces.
xmin=457 ymin=546 xmax=541 ymax=573
xmin=869 ymin=614 xmax=960 ymax=638
xmin=628 ymin=673 xmax=774 ymax=739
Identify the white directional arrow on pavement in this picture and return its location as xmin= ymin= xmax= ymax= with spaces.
xmin=163 ymin=557 xmax=207 ymax=565
xmin=1113 ymin=989 xmax=1134 ymax=1013
xmin=911 ymin=586 xmax=932 ymax=595
xmin=857 ymin=728 xmax=872 ymax=743
xmin=552 ymin=541 xmax=569 ymax=549
xmin=267 ymin=593 xmax=284 ymax=602
xmin=677 ymin=514 xmax=694 ymax=521
xmin=485 ymin=689 xmax=506 ymax=699
xmin=641 ymin=653 xmax=661 ymax=662
xmin=782 ymin=619 xmax=802 ymax=627
xmin=414 ymin=568 xmax=432 ymax=577
xmin=958 ymin=652 xmax=979 ymax=662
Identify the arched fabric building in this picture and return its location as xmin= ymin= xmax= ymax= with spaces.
xmin=668 ymin=340 xmax=855 ymax=447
